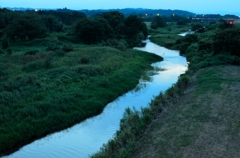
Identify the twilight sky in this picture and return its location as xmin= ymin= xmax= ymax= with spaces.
xmin=0 ymin=0 xmax=240 ymax=15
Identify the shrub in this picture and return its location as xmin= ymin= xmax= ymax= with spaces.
xmin=80 ymin=56 xmax=90 ymax=64
xmin=151 ymin=15 xmax=167 ymax=29
xmin=7 ymin=48 xmax=12 ymax=55
xmin=0 ymin=48 xmax=5 ymax=54
xmin=25 ymin=50 xmax=39 ymax=55
xmin=44 ymin=57 xmax=52 ymax=69
xmin=62 ymin=44 xmax=73 ymax=52
xmin=191 ymin=23 xmax=204 ymax=32
xmin=103 ymin=39 xmax=127 ymax=51
xmin=46 ymin=44 xmax=60 ymax=51
xmin=22 ymin=60 xmax=45 ymax=72
xmin=55 ymin=50 xmax=65 ymax=57
xmin=177 ymin=20 xmax=187 ymax=26
xmin=1 ymin=36 xmax=9 ymax=49
xmin=212 ymin=26 xmax=240 ymax=57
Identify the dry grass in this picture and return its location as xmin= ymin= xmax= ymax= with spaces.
xmin=132 ymin=65 xmax=240 ymax=158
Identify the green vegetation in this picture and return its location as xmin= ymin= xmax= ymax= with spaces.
xmin=132 ymin=65 xmax=240 ymax=158
xmin=150 ymin=15 xmax=167 ymax=29
xmin=91 ymin=69 xmax=190 ymax=158
xmin=149 ymin=23 xmax=191 ymax=50
xmin=1 ymin=7 xmax=240 ymax=157
xmin=0 ymin=8 xmax=163 ymax=156
xmin=0 ymin=41 xmax=162 ymax=155
xmin=92 ymin=21 xmax=240 ymax=158
xmin=150 ymin=34 xmax=183 ymax=50
xmin=72 ymin=11 xmax=148 ymax=47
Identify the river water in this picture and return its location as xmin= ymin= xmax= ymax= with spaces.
xmin=5 ymin=39 xmax=187 ymax=158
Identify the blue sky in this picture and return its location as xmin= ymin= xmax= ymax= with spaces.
xmin=1 ymin=0 xmax=240 ymax=15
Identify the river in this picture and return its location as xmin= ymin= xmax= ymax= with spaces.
xmin=4 ymin=38 xmax=188 ymax=158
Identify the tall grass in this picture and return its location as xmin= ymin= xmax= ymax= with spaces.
xmin=0 ymin=42 xmax=162 ymax=156
xmin=91 ymin=73 xmax=190 ymax=158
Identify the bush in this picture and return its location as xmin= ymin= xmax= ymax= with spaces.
xmin=25 ymin=50 xmax=39 ymax=55
xmin=151 ymin=15 xmax=167 ymax=29
xmin=46 ymin=44 xmax=60 ymax=51
xmin=103 ymin=39 xmax=127 ymax=52
xmin=22 ymin=60 xmax=45 ymax=72
xmin=7 ymin=48 xmax=12 ymax=55
xmin=191 ymin=23 xmax=204 ymax=32
xmin=177 ymin=34 xmax=198 ymax=55
xmin=212 ymin=26 xmax=240 ymax=57
xmin=1 ymin=36 xmax=9 ymax=49
xmin=80 ymin=56 xmax=90 ymax=64
xmin=55 ymin=50 xmax=65 ymax=57
xmin=62 ymin=44 xmax=73 ymax=52
xmin=0 ymin=48 xmax=5 ymax=54
xmin=177 ymin=20 xmax=187 ymax=26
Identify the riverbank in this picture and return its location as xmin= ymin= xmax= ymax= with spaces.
xmin=130 ymin=24 xmax=240 ymax=157
xmin=91 ymin=23 xmax=240 ymax=158
xmin=0 ymin=43 xmax=162 ymax=156
xmin=132 ymin=65 xmax=240 ymax=157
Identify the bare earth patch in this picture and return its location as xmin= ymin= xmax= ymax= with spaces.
xmin=132 ymin=65 xmax=240 ymax=158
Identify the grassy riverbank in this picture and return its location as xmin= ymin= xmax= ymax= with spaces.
xmin=149 ymin=23 xmax=190 ymax=50
xmin=131 ymin=23 xmax=240 ymax=157
xmin=132 ymin=65 xmax=240 ymax=158
xmin=91 ymin=22 xmax=240 ymax=158
xmin=0 ymin=39 xmax=162 ymax=155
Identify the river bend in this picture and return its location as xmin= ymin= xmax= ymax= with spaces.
xmin=5 ymin=39 xmax=187 ymax=158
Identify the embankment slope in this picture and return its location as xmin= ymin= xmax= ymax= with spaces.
xmin=132 ymin=65 xmax=240 ymax=158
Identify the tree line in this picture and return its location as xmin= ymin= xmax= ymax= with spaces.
xmin=0 ymin=9 xmax=150 ymax=48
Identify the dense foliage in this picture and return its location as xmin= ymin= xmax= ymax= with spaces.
xmin=0 ymin=9 xmax=148 ymax=48
xmin=73 ymin=18 xmax=113 ymax=44
xmin=0 ymin=42 xmax=162 ymax=156
xmin=151 ymin=15 xmax=167 ymax=29
xmin=182 ymin=23 xmax=240 ymax=68
xmin=5 ymin=14 xmax=46 ymax=41
xmin=73 ymin=11 xmax=148 ymax=47
xmin=0 ymin=8 xmax=164 ymax=156
xmin=212 ymin=26 xmax=240 ymax=57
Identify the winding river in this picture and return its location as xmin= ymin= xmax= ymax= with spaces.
xmin=5 ymin=38 xmax=188 ymax=158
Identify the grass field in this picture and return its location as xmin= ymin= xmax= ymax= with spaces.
xmin=149 ymin=34 xmax=183 ymax=50
xmin=132 ymin=65 xmax=240 ymax=158
xmin=0 ymin=38 xmax=163 ymax=155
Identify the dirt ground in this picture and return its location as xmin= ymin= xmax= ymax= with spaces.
xmin=132 ymin=65 xmax=240 ymax=158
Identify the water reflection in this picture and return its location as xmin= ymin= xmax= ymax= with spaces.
xmin=5 ymin=39 xmax=187 ymax=158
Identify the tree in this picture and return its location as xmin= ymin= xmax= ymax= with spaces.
xmin=102 ymin=11 xmax=125 ymax=37
xmin=177 ymin=20 xmax=187 ymax=26
xmin=124 ymin=15 xmax=146 ymax=37
xmin=102 ymin=11 xmax=124 ymax=29
xmin=96 ymin=18 xmax=114 ymax=39
xmin=41 ymin=15 xmax=63 ymax=32
xmin=151 ymin=15 xmax=167 ymax=29
xmin=191 ymin=23 xmax=204 ymax=32
xmin=212 ymin=26 xmax=240 ymax=57
xmin=218 ymin=19 xmax=233 ymax=29
xmin=176 ymin=34 xmax=198 ymax=55
xmin=73 ymin=18 xmax=113 ymax=44
xmin=5 ymin=14 xmax=46 ymax=41
xmin=124 ymin=15 xmax=148 ymax=47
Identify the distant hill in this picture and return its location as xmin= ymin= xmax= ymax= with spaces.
xmin=80 ymin=8 xmax=195 ymax=17
xmin=4 ymin=7 xmax=195 ymax=17
xmin=4 ymin=7 xmax=239 ymax=19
